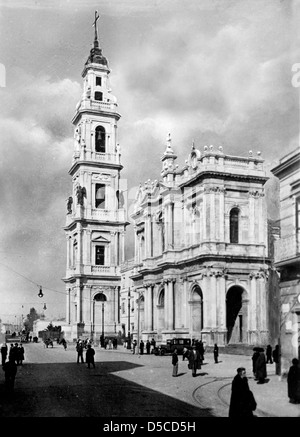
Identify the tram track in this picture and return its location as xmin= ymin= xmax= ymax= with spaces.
xmin=192 ymin=377 xmax=274 ymax=417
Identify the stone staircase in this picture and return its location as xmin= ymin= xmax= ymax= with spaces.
xmin=205 ymin=343 xmax=255 ymax=356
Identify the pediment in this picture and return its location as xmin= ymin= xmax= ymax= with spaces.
xmin=92 ymin=235 xmax=110 ymax=243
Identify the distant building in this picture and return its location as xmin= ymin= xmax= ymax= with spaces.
xmin=271 ymin=148 xmax=300 ymax=375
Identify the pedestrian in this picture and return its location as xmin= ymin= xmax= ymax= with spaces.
xmin=60 ymin=338 xmax=67 ymax=350
xmin=12 ymin=343 xmax=19 ymax=364
xmin=104 ymin=338 xmax=108 ymax=349
xmin=132 ymin=339 xmax=137 ymax=354
xmin=287 ymin=358 xmax=300 ymax=404
xmin=213 ymin=343 xmax=219 ymax=364
xmin=188 ymin=345 xmax=202 ymax=377
xmin=8 ymin=344 xmax=14 ymax=361
xmin=76 ymin=340 xmax=84 ymax=363
xmin=272 ymin=345 xmax=280 ymax=375
xmin=228 ymin=367 xmax=257 ymax=417
xmin=146 ymin=340 xmax=151 ymax=354
xmin=113 ymin=338 xmax=118 ymax=349
xmin=1 ymin=343 xmax=8 ymax=367
xmin=108 ymin=339 xmax=112 ymax=349
xmin=150 ymin=338 xmax=156 ymax=354
xmin=266 ymin=345 xmax=273 ymax=364
xmin=182 ymin=347 xmax=189 ymax=361
xmin=252 ymin=348 xmax=260 ymax=379
xmin=3 ymin=355 xmax=18 ymax=394
xmin=197 ymin=340 xmax=205 ymax=362
xmin=172 ymin=348 xmax=178 ymax=377
xmin=140 ymin=340 xmax=144 ymax=355
xmin=17 ymin=343 xmax=25 ymax=366
xmin=255 ymin=348 xmax=267 ymax=384
xmin=86 ymin=344 xmax=95 ymax=368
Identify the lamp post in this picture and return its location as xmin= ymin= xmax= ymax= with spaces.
xmin=137 ymin=291 xmax=141 ymax=354
xmin=127 ymin=288 xmax=131 ymax=349
xmin=101 ymin=299 xmax=105 ymax=340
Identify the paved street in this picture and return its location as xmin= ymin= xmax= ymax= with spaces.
xmin=1 ymin=342 xmax=299 ymax=420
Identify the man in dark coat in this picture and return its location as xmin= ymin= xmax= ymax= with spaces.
xmin=229 ymin=367 xmax=256 ymax=417
xmin=188 ymin=346 xmax=202 ymax=377
xmin=3 ymin=356 xmax=18 ymax=393
xmin=255 ymin=349 xmax=267 ymax=384
xmin=139 ymin=340 xmax=144 ymax=355
xmin=252 ymin=349 xmax=260 ymax=379
xmin=272 ymin=345 xmax=280 ymax=375
xmin=266 ymin=345 xmax=273 ymax=364
xmin=146 ymin=340 xmax=151 ymax=354
xmin=213 ymin=344 xmax=219 ymax=364
xmin=172 ymin=348 xmax=178 ymax=377
xmin=287 ymin=358 xmax=300 ymax=404
xmin=150 ymin=338 xmax=156 ymax=354
xmin=86 ymin=344 xmax=95 ymax=368
xmin=1 ymin=343 xmax=8 ymax=367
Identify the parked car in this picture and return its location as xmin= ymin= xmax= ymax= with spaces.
xmin=153 ymin=338 xmax=192 ymax=356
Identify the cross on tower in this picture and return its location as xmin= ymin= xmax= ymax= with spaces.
xmin=93 ymin=10 xmax=100 ymax=45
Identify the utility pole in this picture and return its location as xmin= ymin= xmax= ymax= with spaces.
xmin=127 ymin=288 xmax=131 ymax=349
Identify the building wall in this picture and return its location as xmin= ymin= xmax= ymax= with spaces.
xmin=129 ymin=142 xmax=275 ymax=347
xmin=271 ymin=148 xmax=300 ymax=375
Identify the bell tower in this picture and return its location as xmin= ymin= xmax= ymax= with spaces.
xmin=63 ymin=12 xmax=129 ymax=342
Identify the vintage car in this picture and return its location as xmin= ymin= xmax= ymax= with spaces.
xmin=153 ymin=338 xmax=192 ymax=356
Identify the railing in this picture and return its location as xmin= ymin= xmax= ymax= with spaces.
xmin=91 ymin=265 xmax=114 ymax=274
xmin=65 ymin=209 xmax=127 ymax=225
xmin=94 ymin=152 xmax=115 ymax=162
xmin=79 ymin=99 xmax=118 ymax=113
xmin=274 ymin=234 xmax=299 ymax=264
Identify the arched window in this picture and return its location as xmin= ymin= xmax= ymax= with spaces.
xmin=94 ymin=292 xmax=107 ymax=302
xmin=158 ymin=289 xmax=165 ymax=307
xmin=230 ymin=208 xmax=239 ymax=243
xmin=95 ymin=126 xmax=106 ymax=153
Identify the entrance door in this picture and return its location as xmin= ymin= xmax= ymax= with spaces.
xmin=226 ymin=286 xmax=244 ymax=344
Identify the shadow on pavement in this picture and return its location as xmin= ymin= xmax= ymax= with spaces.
xmin=0 ymin=361 xmax=214 ymax=417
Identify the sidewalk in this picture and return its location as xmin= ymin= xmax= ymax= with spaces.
xmin=103 ymin=346 xmax=300 ymax=418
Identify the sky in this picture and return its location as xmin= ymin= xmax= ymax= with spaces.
xmin=0 ymin=0 xmax=299 ymax=324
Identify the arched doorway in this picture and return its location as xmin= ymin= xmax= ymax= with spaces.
xmin=226 ymin=286 xmax=247 ymax=344
xmin=190 ymin=285 xmax=203 ymax=337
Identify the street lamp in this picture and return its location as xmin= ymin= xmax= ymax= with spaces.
xmin=127 ymin=288 xmax=131 ymax=349
xmin=38 ymin=286 xmax=43 ymax=298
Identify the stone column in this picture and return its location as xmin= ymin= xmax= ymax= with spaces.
xmin=77 ymin=226 xmax=82 ymax=270
xmin=120 ymin=231 xmax=125 ymax=263
xmin=210 ymin=272 xmax=217 ymax=328
xmin=134 ymin=226 xmax=138 ymax=262
xmin=210 ymin=189 xmax=216 ymax=241
xmin=66 ymin=235 xmax=70 ymax=268
xmin=202 ymin=189 xmax=207 ymax=240
xmin=163 ymin=280 xmax=169 ymax=331
xmin=249 ymin=273 xmax=257 ymax=333
xmin=66 ymin=288 xmax=70 ymax=324
xmin=218 ymin=272 xmax=227 ymax=330
xmin=219 ymin=188 xmax=225 ymax=242
xmin=202 ymin=272 xmax=209 ymax=328
xmin=143 ymin=284 xmax=149 ymax=331
xmin=249 ymin=193 xmax=255 ymax=244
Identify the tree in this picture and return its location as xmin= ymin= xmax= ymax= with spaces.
xmin=24 ymin=307 xmax=39 ymax=332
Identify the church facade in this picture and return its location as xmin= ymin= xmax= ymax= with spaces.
xmin=63 ymin=16 xmax=129 ymax=341
xmin=125 ymin=137 xmax=275 ymax=347
xmin=63 ymin=16 xmax=278 ymax=348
